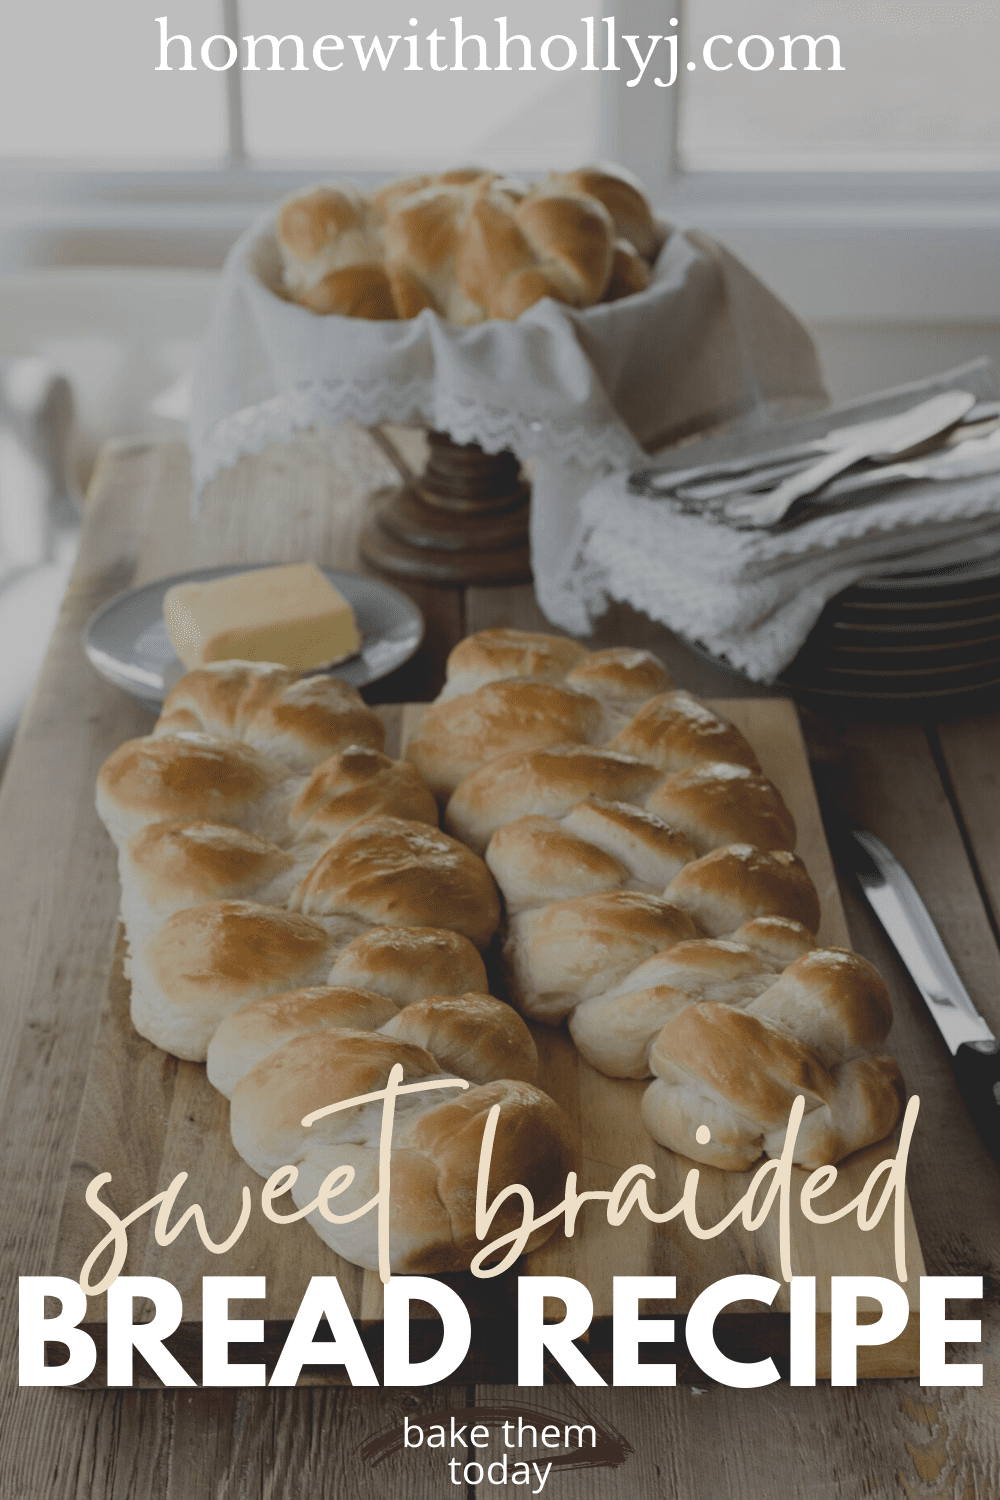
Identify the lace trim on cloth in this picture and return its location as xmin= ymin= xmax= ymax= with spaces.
xmin=191 ymin=377 xmax=643 ymax=504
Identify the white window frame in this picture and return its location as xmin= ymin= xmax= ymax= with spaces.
xmin=0 ymin=0 xmax=997 ymax=324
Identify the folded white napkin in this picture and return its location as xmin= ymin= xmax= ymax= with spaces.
xmin=560 ymin=360 xmax=1000 ymax=682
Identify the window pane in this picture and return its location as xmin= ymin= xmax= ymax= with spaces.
xmin=0 ymin=1 xmax=227 ymax=162
xmin=241 ymin=0 xmax=601 ymax=171
xmin=680 ymin=0 xmax=1000 ymax=170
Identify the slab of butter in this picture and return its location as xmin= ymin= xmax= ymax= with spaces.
xmin=164 ymin=563 xmax=361 ymax=671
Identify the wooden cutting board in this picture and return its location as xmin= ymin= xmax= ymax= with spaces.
xmin=51 ymin=698 xmax=924 ymax=1383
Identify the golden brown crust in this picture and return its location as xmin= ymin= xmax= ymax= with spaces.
xmin=387 ymin=265 xmax=436 ymax=318
xmin=278 ymin=165 xmax=654 ymax=325
xmin=486 ymin=815 xmax=630 ymax=911
xmin=131 ymin=899 xmax=337 ymax=1060
xmin=408 ymin=681 xmax=604 ymax=803
xmin=155 ymin=663 xmax=385 ymax=772
xmin=568 ymin=938 xmax=775 ymax=1078
xmin=564 ymin=647 xmax=670 ymax=709
xmin=547 ymin=166 xmax=659 ymax=259
xmin=445 ymin=744 xmax=661 ymax=853
xmin=233 ymin=1029 xmax=442 ymax=1165
xmin=290 ymin=816 xmax=501 ymax=951
xmin=122 ymin=820 xmax=294 ymax=911
xmin=97 ymin=734 xmax=283 ymax=843
xmin=228 ymin=1029 xmax=575 ymax=1273
xmin=277 ymin=187 xmax=368 ymax=260
xmin=603 ymin=239 xmax=652 ymax=302
xmin=746 ymin=948 xmax=893 ymax=1056
xmin=442 ymin=628 xmax=588 ymax=698
xmin=289 ymin=747 xmax=438 ymax=841
xmin=298 ymin=266 xmax=398 ymax=319
xmin=147 ymin=899 xmax=332 ymax=996
xmin=382 ymin=992 xmax=538 ymax=1085
xmin=665 ymin=844 xmax=821 ymax=937
xmin=652 ymin=1003 xmax=830 ymax=1127
xmin=646 ymin=762 xmax=798 ymax=856
xmin=506 ymin=890 xmax=698 ymax=1022
xmin=206 ymin=983 xmax=399 ymax=1096
xmin=729 ymin=916 xmax=818 ymax=968
xmin=560 ymin=798 xmax=695 ymax=885
xmin=328 ymin=925 xmax=488 ymax=1002
xmin=406 ymin=1079 xmax=576 ymax=1261
xmin=157 ymin=660 xmax=296 ymax=734
xmin=644 ymin=997 xmax=905 ymax=1171
xmin=610 ymin=690 xmax=761 ymax=775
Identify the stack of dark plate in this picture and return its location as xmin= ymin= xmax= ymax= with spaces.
xmin=780 ymin=552 xmax=1000 ymax=704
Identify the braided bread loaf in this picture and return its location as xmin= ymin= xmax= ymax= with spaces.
xmin=405 ymin=629 xmax=905 ymax=1169
xmin=97 ymin=663 xmax=503 ymax=1056
xmin=95 ymin=659 xmax=575 ymax=1273
xmin=277 ymin=163 xmax=658 ymax=324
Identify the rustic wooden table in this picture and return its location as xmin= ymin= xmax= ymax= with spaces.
xmin=1 ymin=428 xmax=999 ymax=1499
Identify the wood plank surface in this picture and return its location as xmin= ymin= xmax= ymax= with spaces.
xmin=2 ymin=435 xmax=999 ymax=1500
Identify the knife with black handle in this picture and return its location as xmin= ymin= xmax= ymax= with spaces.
xmin=842 ymin=828 xmax=1000 ymax=1167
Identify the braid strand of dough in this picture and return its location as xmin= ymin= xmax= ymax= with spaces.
xmin=410 ymin=630 xmax=906 ymax=1170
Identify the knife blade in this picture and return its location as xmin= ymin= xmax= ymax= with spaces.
xmin=842 ymin=828 xmax=1000 ymax=1165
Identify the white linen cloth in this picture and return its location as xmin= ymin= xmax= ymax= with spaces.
xmin=188 ymin=206 xmax=824 ymax=616
xmin=566 ymin=360 xmax=1000 ymax=682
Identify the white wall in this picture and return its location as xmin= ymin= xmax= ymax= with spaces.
xmin=812 ymin=323 xmax=1000 ymax=404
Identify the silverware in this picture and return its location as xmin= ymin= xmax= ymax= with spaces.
xmin=676 ymin=415 xmax=1000 ymax=508
xmin=725 ymin=390 xmax=977 ymax=525
xmin=727 ymin=426 xmax=1000 ymax=526
xmin=629 ymin=391 xmax=985 ymax=499
xmin=842 ymin=828 xmax=1000 ymax=1165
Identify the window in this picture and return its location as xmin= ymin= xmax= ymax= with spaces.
xmin=679 ymin=0 xmax=1000 ymax=171
xmin=239 ymin=0 xmax=603 ymax=172
xmin=0 ymin=1 xmax=997 ymax=323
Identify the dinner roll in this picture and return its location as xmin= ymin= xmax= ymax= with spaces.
xmin=603 ymin=239 xmax=652 ymax=301
xmin=277 ymin=184 xmax=392 ymax=319
xmin=457 ymin=187 xmax=615 ymax=320
xmin=542 ymin=165 xmax=659 ymax=260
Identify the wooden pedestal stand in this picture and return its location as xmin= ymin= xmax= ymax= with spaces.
xmin=360 ymin=429 xmax=532 ymax=585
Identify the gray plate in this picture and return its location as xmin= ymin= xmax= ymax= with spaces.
xmin=84 ymin=565 xmax=424 ymax=709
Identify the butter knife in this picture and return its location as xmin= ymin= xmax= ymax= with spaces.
xmin=843 ymin=828 xmax=1000 ymax=1165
